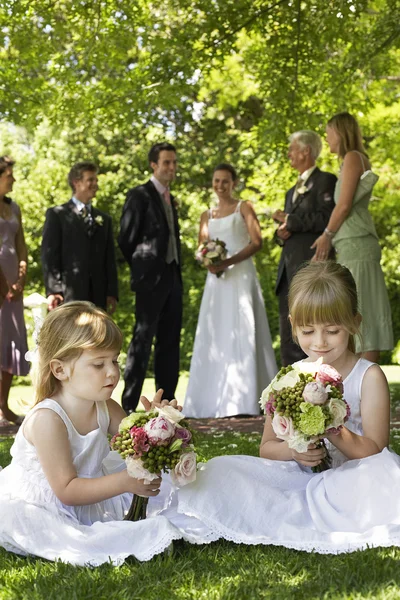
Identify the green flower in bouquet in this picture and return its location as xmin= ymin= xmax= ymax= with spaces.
xmin=298 ymin=402 xmax=326 ymax=436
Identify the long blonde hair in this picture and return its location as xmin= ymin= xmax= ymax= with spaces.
xmin=33 ymin=301 xmax=123 ymax=404
xmin=289 ymin=262 xmax=360 ymax=352
xmin=327 ymin=112 xmax=368 ymax=159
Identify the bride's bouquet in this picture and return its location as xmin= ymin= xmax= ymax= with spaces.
xmin=195 ymin=238 xmax=227 ymax=278
xmin=110 ymin=406 xmax=196 ymax=520
xmin=260 ymin=360 xmax=350 ymax=472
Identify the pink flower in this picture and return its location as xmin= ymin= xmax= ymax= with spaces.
xmin=316 ymin=364 xmax=344 ymax=392
xmin=130 ymin=426 xmax=150 ymax=456
xmin=326 ymin=426 xmax=343 ymax=435
xmin=173 ymin=426 xmax=192 ymax=448
xmin=272 ymin=413 xmax=294 ymax=441
xmin=143 ymin=416 xmax=175 ymax=445
xmin=302 ymin=381 xmax=328 ymax=405
xmin=170 ymin=451 xmax=197 ymax=487
xmin=265 ymin=395 xmax=276 ymax=416
xmin=344 ymin=400 xmax=351 ymax=422
xmin=110 ymin=432 xmax=121 ymax=447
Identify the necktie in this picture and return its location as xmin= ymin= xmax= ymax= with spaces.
xmin=163 ymin=189 xmax=171 ymax=206
xmin=293 ymin=176 xmax=303 ymax=203
xmin=81 ymin=206 xmax=87 ymax=218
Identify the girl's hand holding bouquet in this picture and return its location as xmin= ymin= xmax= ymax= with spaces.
xmin=196 ymin=238 xmax=227 ymax=278
xmin=110 ymin=404 xmax=196 ymax=520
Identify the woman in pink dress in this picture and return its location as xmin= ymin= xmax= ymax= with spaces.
xmin=0 ymin=156 xmax=29 ymax=428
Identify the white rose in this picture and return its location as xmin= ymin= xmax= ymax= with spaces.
xmin=170 ymin=451 xmax=197 ymax=487
xmin=271 ymin=413 xmax=294 ymax=441
xmin=327 ymin=397 xmax=348 ymax=429
xmin=203 ymin=258 xmax=211 ymax=266
xmin=302 ymin=381 xmax=328 ymax=405
xmin=143 ymin=416 xmax=175 ymax=444
xmin=126 ymin=456 xmax=159 ymax=485
xmin=207 ymin=241 xmax=216 ymax=250
xmin=287 ymin=432 xmax=312 ymax=454
xmin=273 ymin=370 xmax=300 ymax=391
xmin=206 ymin=251 xmax=219 ymax=259
xmin=156 ymin=405 xmax=185 ymax=424
xmin=259 ymin=385 xmax=272 ymax=409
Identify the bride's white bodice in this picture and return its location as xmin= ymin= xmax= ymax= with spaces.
xmin=208 ymin=204 xmax=250 ymax=256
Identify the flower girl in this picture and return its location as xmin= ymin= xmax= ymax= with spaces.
xmin=162 ymin=262 xmax=400 ymax=554
xmin=0 ymin=302 xmax=180 ymax=566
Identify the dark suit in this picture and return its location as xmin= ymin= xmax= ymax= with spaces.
xmin=41 ymin=199 xmax=118 ymax=309
xmin=118 ymin=180 xmax=182 ymax=412
xmin=275 ymin=167 xmax=337 ymax=366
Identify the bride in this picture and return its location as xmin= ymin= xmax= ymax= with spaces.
xmin=183 ymin=163 xmax=277 ymax=418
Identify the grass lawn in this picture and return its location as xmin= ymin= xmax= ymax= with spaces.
xmin=0 ymin=369 xmax=400 ymax=599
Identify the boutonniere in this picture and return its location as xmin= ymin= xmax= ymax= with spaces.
xmin=297 ymin=180 xmax=314 ymax=196
xmin=95 ymin=215 xmax=104 ymax=226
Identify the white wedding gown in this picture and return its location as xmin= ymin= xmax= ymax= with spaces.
xmin=184 ymin=203 xmax=277 ymax=417
xmin=152 ymin=359 xmax=400 ymax=554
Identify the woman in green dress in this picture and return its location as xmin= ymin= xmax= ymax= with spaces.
xmin=311 ymin=112 xmax=393 ymax=362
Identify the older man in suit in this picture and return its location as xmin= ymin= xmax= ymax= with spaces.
xmin=41 ymin=161 xmax=118 ymax=313
xmin=273 ymin=131 xmax=337 ymax=366
xmin=118 ymin=142 xmax=182 ymax=413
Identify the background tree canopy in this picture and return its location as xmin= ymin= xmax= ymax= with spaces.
xmin=0 ymin=0 xmax=399 ymax=368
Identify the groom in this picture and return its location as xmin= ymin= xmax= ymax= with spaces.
xmin=273 ymin=131 xmax=337 ymax=366
xmin=118 ymin=142 xmax=182 ymax=413
xmin=41 ymin=161 xmax=118 ymax=313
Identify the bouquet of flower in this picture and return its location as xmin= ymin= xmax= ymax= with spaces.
xmin=260 ymin=360 xmax=350 ymax=472
xmin=110 ymin=406 xmax=196 ymax=520
xmin=195 ymin=238 xmax=227 ymax=278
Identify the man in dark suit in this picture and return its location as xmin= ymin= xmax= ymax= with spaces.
xmin=118 ymin=142 xmax=182 ymax=413
xmin=41 ymin=161 xmax=118 ymax=313
xmin=273 ymin=131 xmax=337 ymax=366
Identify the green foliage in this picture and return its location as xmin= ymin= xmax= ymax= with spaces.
xmin=0 ymin=1 xmax=399 ymax=367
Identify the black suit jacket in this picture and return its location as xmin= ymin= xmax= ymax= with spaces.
xmin=275 ymin=167 xmax=337 ymax=293
xmin=118 ymin=180 xmax=181 ymax=292
xmin=41 ymin=200 xmax=118 ymax=307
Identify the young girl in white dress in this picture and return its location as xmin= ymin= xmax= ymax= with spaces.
xmin=184 ymin=163 xmax=277 ymax=418
xmin=0 ymin=302 xmax=181 ymax=566
xmin=161 ymin=261 xmax=400 ymax=554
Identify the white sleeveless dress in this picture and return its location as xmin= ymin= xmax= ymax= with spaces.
xmin=154 ymin=359 xmax=400 ymax=553
xmin=184 ymin=203 xmax=277 ymax=417
xmin=0 ymin=399 xmax=181 ymax=566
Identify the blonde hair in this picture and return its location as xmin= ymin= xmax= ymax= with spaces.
xmin=327 ymin=112 xmax=368 ymax=159
xmin=288 ymin=262 xmax=360 ymax=352
xmin=33 ymin=301 xmax=123 ymax=404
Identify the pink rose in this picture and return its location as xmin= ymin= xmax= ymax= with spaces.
xmin=302 ymin=381 xmax=328 ymax=405
xmin=316 ymin=364 xmax=344 ymax=392
xmin=170 ymin=451 xmax=197 ymax=487
xmin=272 ymin=413 xmax=294 ymax=441
xmin=143 ymin=416 xmax=175 ymax=445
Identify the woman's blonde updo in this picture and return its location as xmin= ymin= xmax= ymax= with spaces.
xmin=33 ymin=301 xmax=122 ymax=404
xmin=288 ymin=262 xmax=361 ymax=352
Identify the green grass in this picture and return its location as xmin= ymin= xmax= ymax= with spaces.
xmin=0 ymin=373 xmax=400 ymax=599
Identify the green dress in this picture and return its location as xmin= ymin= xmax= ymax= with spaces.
xmin=333 ymin=168 xmax=393 ymax=353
